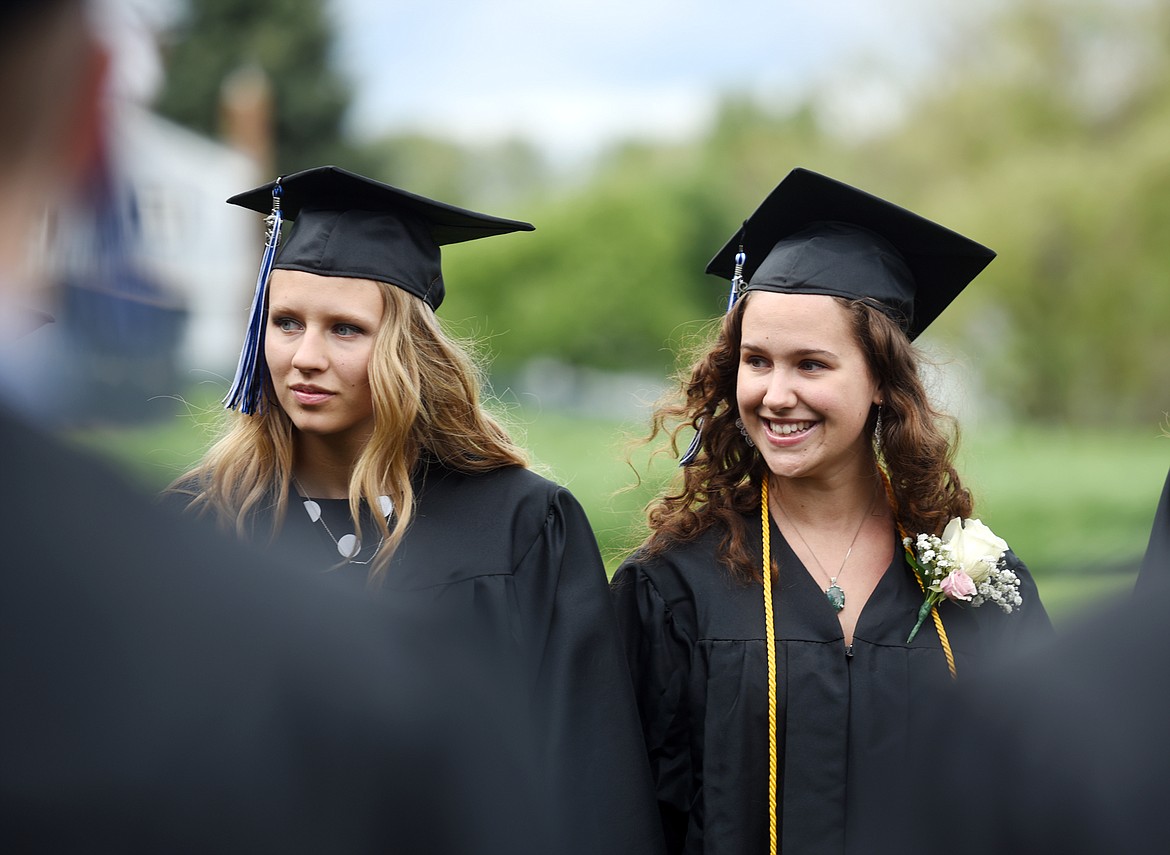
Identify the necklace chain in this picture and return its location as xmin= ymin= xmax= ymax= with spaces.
xmin=292 ymin=477 xmax=393 ymax=565
xmin=773 ymin=481 xmax=877 ymax=612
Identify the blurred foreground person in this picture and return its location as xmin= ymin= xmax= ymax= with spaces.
xmin=0 ymin=2 xmax=546 ymax=851
xmin=903 ymin=467 xmax=1170 ymax=855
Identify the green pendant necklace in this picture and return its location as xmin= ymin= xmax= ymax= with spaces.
xmin=774 ymin=483 xmax=876 ymax=613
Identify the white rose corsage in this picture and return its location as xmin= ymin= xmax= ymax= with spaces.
xmin=904 ymin=517 xmax=1023 ymax=643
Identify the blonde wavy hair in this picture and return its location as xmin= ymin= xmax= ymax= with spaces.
xmin=172 ymin=281 xmax=528 ymax=581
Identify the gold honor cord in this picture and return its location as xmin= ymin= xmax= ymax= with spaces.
xmin=926 ymin=582 xmax=957 ymax=679
xmin=878 ymin=469 xmax=957 ymax=680
xmin=760 ymin=471 xmax=957 ymax=852
xmin=760 ymin=479 xmax=779 ymax=855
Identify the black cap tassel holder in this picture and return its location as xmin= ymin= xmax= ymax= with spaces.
xmin=223 ymin=179 xmax=284 ymax=415
xmin=679 ymin=232 xmax=747 ymax=467
xmin=726 ymin=240 xmax=747 ymax=313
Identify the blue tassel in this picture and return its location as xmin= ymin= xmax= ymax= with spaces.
xmin=679 ymin=419 xmax=703 ymax=467
xmin=223 ymin=180 xmax=283 ymax=415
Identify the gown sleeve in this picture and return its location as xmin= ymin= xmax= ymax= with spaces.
xmin=511 ymin=489 xmax=667 ymax=855
xmin=610 ymin=557 xmax=694 ymax=855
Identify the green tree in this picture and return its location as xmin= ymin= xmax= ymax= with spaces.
xmin=441 ymin=101 xmax=851 ymax=378
xmin=869 ymin=0 xmax=1170 ymax=424
xmin=153 ymin=0 xmax=355 ymax=172
xmin=152 ymin=0 xmax=1170 ymax=426
xmin=357 ymin=133 xmax=551 ymax=211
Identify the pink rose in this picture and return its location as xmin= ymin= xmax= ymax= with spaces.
xmin=939 ymin=570 xmax=977 ymax=602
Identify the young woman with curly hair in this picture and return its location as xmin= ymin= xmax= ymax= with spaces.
xmin=170 ymin=166 xmax=665 ymax=855
xmin=611 ymin=168 xmax=1052 ymax=855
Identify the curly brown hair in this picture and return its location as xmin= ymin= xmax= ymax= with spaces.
xmin=637 ymin=292 xmax=972 ymax=583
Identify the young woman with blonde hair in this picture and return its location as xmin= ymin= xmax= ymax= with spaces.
xmin=172 ymin=165 xmax=666 ymax=855
xmin=178 ymin=273 xmax=526 ymax=580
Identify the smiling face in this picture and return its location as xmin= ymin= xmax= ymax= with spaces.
xmin=265 ymin=269 xmax=385 ymax=451
xmin=736 ymin=291 xmax=882 ymax=484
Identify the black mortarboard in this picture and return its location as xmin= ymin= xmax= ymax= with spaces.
xmin=680 ymin=168 xmax=994 ymax=466
xmin=222 ymin=165 xmax=534 ymax=414
xmin=227 ymin=165 xmax=534 ymax=311
xmin=705 ymin=167 xmax=995 ymax=340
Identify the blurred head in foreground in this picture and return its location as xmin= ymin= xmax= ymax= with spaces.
xmin=0 ymin=0 xmax=107 ymax=286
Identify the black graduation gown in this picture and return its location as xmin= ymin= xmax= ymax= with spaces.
xmin=611 ymin=511 xmax=1052 ymax=855
xmin=260 ymin=458 xmax=667 ymax=855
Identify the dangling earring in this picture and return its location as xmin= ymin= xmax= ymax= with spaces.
xmin=735 ymin=417 xmax=755 ymax=448
xmin=873 ymin=405 xmax=884 ymax=453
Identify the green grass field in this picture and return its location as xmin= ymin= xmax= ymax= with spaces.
xmin=70 ymin=398 xmax=1169 ymax=626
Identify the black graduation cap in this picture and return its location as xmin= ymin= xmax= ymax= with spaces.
xmin=222 ymin=165 xmax=534 ymax=415
xmin=227 ymin=165 xmax=535 ymax=311
xmin=706 ymin=167 xmax=995 ymax=340
xmin=679 ymin=168 xmax=994 ymax=466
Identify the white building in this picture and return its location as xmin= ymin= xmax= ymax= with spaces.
xmin=112 ymin=101 xmax=262 ymax=377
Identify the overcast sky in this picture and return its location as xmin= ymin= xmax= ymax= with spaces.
xmin=100 ymin=0 xmax=1012 ymax=164
xmin=327 ymin=0 xmax=980 ymax=162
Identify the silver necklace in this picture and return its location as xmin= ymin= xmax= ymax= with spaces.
xmin=775 ymin=484 xmax=877 ymax=613
xmin=292 ymin=477 xmax=393 ymax=565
